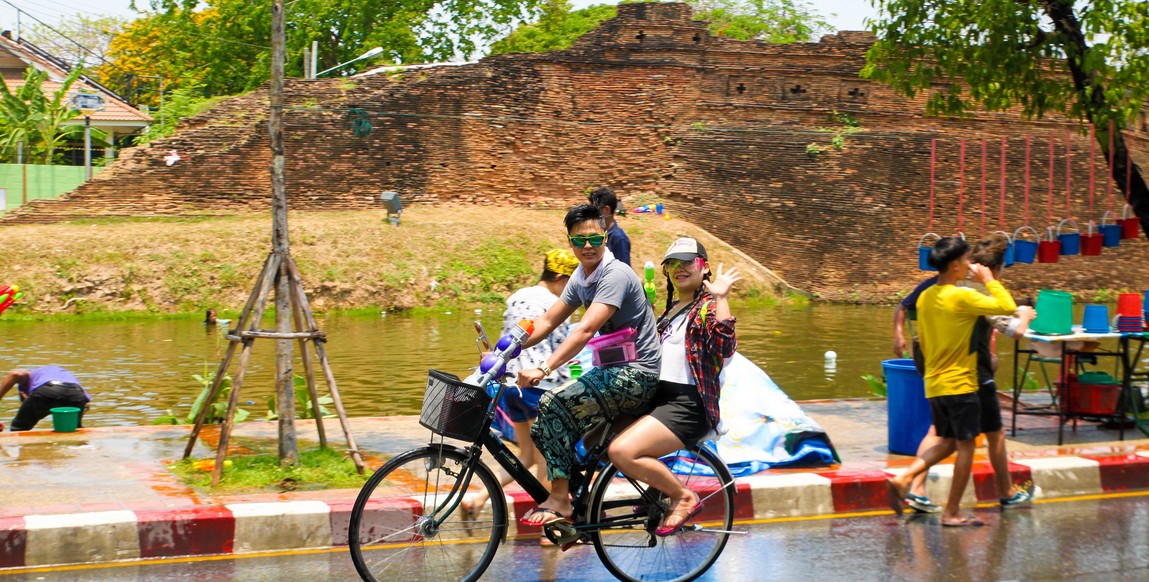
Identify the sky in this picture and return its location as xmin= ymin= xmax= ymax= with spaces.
xmin=0 ymin=0 xmax=878 ymax=35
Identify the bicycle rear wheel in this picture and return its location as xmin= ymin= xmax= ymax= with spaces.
xmin=348 ymin=445 xmax=506 ymax=582
xmin=588 ymin=444 xmax=735 ymax=582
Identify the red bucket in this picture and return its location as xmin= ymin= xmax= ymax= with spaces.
xmin=1037 ymin=226 xmax=1060 ymax=263
xmin=1118 ymin=293 xmax=1143 ymax=317
xmin=1080 ymin=221 xmax=1103 ymax=256
xmin=1121 ymin=205 xmax=1140 ymax=239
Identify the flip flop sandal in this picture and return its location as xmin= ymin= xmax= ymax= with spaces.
xmin=519 ymin=507 xmax=571 ymax=528
xmin=941 ymin=515 xmax=985 ymax=527
xmin=655 ymin=502 xmax=704 ymax=536
xmin=885 ymin=478 xmax=906 ymax=517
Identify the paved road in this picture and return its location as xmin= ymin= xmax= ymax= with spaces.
xmin=5 ymin=493 xmax=1149 ymax=581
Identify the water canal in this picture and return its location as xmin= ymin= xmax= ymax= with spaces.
xmin=0 ymin=303 xmax=1040 ymax=427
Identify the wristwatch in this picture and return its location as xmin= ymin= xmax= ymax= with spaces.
xmin=539 ymin=363 xmax=553 ymax=376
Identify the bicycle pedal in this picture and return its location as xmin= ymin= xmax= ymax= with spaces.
xmin=559 ymin=537 xmax=586 ymax=552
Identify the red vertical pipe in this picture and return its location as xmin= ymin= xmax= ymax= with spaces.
xmin=1127 ymin=147 xmax=1133 ymax=204
xmin=1024 ymin=136 xmax=1031 ymax=223
xmin=1065 ymin=130 xmax=1072 ymax=218
xmin=980 ymin=138 xmax=987 ymax=234
xmin=1048 ymin=135 xmax=1056 ymax=222
xmin=1107 ymin=119 xmax=1114 ymax=210
xmin=1088 ymin=124 xmax=1096 ymax=219
xmin=1000 ymin=137 xmax=1007 ymax=228
xmin=929 ymin=138 xmax=936 ymax=231
xmin=958 ymin=138 xmax=966 ymax=234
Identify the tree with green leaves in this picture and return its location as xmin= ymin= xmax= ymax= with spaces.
xmin=0 ymin=66 xmax=108 ymax=164
xmin=863 ymin=0 xmax=1149 ymax=238
xmin=692 ymin=0 xmax=831 ymax=42
xmin=103 ymin=0 xmax=545 ymax=102
xmin=24 ymin=14 xmax=128 ymax=70
xmin=490 ymin=0 xmax=831 ymax=55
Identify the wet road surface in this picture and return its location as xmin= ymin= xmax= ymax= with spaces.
xmin=4 ymin=492 xmax=1148 ymax=581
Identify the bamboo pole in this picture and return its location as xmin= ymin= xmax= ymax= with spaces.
xmin=289 ymin=260 xmax=327 ymax=449
xmin=184 ymin=253 xmax=278 ymax=459
xmin=210 ymin=252 xmax=282 ymax=486
xmin=286 ymin=257 xmax=364 ymax=473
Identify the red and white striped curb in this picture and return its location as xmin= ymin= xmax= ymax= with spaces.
xmin=2 ymin=454 xmax=1147 ymax=568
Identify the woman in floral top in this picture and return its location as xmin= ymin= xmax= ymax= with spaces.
xmin=607 ymin=237 xmax=740 ymax=536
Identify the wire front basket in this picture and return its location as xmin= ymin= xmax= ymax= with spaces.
xmin=419 ymin=369 xmax=492 ymax=441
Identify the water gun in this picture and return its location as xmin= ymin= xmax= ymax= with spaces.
xmin=643 ymin=262 xmax=657 ymax=305
xmin=479 ymin=319 xmax=534 ymax=380
xmin=0 ymin=284 xmax=22 ymax=315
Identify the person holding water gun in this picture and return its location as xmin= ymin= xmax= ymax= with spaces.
xmin=515 ymin=204 xmax=662 ymax=527
xmin=463 ymin=249 xmax=579 ymax=538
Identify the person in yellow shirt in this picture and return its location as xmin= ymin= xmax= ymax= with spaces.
xmin=886 ymin=236 xmax=1016 ymax=526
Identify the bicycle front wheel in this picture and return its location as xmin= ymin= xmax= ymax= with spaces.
xmin=348 ymin=445 xmax=507 ymax=582
xmin=588 ymin=444 xmax=735 ymax=582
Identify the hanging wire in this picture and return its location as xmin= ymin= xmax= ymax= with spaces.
xmin=999 ymin=137 xmax=1007 ymax=229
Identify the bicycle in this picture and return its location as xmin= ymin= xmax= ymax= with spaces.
xmin=348 ymin=320 xmax=739 ymax=582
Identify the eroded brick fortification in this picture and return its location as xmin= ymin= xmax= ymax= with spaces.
xmin=5 ymin=3 xmax=1148 ymax=299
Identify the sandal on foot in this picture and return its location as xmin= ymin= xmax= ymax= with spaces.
xmin=655 ymin=502 xmax=704 ymax=536
xmin=519 ymin=507 xmax=571 ymax=527
xmin=460 ymin=495 xmax=482 ymax=536
xmin=885 ymin=478 xmax=906 ymax=517
xmin=941 ymin=515 xmax=985 ymax=527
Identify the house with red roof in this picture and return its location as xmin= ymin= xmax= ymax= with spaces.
xmin=0 ymin=30 xmax=152 ymax=163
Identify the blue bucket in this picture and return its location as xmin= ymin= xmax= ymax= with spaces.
xmin=1082 ymin=304 xmax=1110 ymax=333
xmin=1057 ymin=218 xmax=1080 ymax=256
xmin=883 ymin=358 xmax=932 ymax=456
xmin=916 ymin=233 xmax=940 ymax=271
xmin=992 ymin=231 xmax=1015 ymax=267
xmin=1012 ymin=226 xmax=1038 ymax=264
xmin=1100 ymin=211 xmax=1122 ymax=248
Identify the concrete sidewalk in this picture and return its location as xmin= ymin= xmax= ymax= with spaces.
xmin=1 ymin=398 xmax=1148 ymax=569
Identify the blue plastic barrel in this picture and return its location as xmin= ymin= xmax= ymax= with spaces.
xmin=883 ymin=358 xmax=932 ymax=456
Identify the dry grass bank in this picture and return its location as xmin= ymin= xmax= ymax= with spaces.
xmin=0 ymin=207 xmax=792 ymax=317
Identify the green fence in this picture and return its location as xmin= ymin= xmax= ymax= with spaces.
xmin=0 ymin=164 xmax=103 ymax=213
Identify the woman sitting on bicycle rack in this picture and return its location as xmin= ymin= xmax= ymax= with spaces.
xmin=609 ymin=237 xmax=740 ymax=535
xmin=517 ymin=204 xmax=663 ymax=527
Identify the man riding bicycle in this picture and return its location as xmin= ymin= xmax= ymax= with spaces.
xmin=516 ymin=204 xmax=662 ymax=527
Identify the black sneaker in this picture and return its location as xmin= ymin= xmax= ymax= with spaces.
xmin=905 ymin=493 xmax=942 ymax=514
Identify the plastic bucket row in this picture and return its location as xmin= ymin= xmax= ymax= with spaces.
xmin=918 ymin=207 xmax=1138 ymax=270
xmin=917 ymin=229 xmax=1016 ymax=272
xmin=1031 ymin=290 xmax=1149 ymax=336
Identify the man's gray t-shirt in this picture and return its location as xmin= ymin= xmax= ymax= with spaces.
xmin=560 ymin=260 xmax=661 ymax=375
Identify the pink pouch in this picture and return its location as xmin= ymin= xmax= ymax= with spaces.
xmin=587 ymin=327 xmax=638 ymax=367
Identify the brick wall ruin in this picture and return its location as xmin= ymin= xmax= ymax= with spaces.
xmin=5 ymin=2 xmax=1148 ymax=299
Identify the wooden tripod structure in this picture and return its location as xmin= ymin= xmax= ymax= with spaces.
xmin=182 ymin=0 xmax=364 ymax=485
xmin=181 ymin=251 xmax=365 ymax=484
